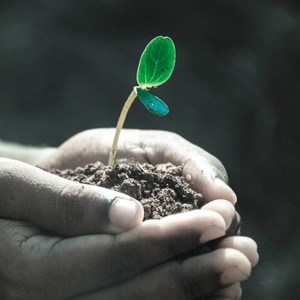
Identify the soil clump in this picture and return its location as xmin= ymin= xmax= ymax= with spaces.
xmin=51 ymin=161 xmax=204 ymax=220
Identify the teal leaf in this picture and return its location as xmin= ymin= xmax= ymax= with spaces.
xmin=134 ymin=86 xmax=169 ymax=116
xmin=136 ymin=36 xmax=176 ymax=89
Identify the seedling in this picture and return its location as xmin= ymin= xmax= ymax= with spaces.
xmin=108 ymin=36 xmax=176 ymax=166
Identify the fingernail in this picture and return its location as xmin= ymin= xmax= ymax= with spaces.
xmin=200 ymin=226 xmax=225 ymax=244
xmin=109 ymin=198 xmax=139 ymax=229
xmin=214 ymin=178 xmax=237 ymax=205
xmin=221 ymin=267 xmax=249 ymax=285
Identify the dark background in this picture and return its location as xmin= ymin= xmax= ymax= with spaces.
xmin=0 ymin=1 xmax=299 ymax=299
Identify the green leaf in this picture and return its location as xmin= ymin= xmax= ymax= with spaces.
xmin=134 ymin=86 xmax=169 ymax=116
xmin=136 ymin=36 xmax=176 ymax=89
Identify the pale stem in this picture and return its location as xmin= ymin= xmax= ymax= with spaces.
xmin=108 ymin=89 xmax=137 ymax=166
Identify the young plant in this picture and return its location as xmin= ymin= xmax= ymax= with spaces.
xmin=108 ymin=36 xmax=176 ymax=166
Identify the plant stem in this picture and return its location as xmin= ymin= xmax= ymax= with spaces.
xmin=108 ymin=89 xmax=137 ymax=166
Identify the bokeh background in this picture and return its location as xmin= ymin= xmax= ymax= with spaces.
xmin=0 ymin=0 xmax=299 ymax=299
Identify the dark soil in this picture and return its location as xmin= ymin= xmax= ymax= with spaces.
xmin=50 ymin=161 xmax=205 ymax=220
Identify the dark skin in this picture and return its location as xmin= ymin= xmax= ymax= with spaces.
xmin=0 ymin=129 xmax=258 ymax=299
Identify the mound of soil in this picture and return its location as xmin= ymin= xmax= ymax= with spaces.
xmin=50 ymin=161 xmax=205 ymax=220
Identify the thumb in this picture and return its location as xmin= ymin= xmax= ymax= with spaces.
xmin=0 ymin=158 xmax=144 ymax=236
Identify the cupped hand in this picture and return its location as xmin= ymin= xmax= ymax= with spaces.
xmin=0 ymin=130 xmax=258 ymax=299
xmin=39 ymin=129 xmax=237 ymax=204
xmin=0 ymin=160 xmax=258 ymax=300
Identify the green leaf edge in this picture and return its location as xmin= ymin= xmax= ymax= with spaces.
xmin=136 ymin=36 xmax=176 ymax=89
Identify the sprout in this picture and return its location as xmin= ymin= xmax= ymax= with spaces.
xmin=108 ymin=36 xmax=176 ymax=166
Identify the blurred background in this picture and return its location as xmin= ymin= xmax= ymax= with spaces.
xmin=0 ymin=0 xmax=299 ymax=299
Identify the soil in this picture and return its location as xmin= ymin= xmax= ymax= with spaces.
xmin=50 ymin=161 xmax=205 ymax=220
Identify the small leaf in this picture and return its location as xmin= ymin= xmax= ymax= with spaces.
xmin=134 ymin=87 xmax=169 ymax=116
xmin=137 ymin=36 xmax=176 ymax=89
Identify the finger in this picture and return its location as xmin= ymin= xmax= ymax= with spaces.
xmin=0 ymin=158 xmax=144 ymax=236
xmin=69 ymin=248 xmax=251 ymax=300
xmin=201 ymin=199 xmax=236 ymax=229
xmin=216 ymin=236 xmax=259 ymax=267
xmin=133 ymin=130 xmax=237 ymax=204
xmin=10 ymin=210 xmax=227 ymax=298
xmin=182 ymin=160 xmax=237 ymax=205
xmin=226 ymin=211 xmax=242 ymax=236
xmin=205 ymin=283 xmax=242 ymax=300
xmin=202 ymin=201 xmax=241 ymax=242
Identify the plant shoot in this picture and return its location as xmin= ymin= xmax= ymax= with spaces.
xmin=108 ymin=36 xmax=176 ymax=166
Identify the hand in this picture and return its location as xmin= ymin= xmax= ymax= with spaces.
xmin=0 ymin=160 xmax=258 ymax=299
xmin=0 ymin=130 xmax=258 ymax=299
xmin=39 ymin=129 xmax=237 ymax=204
xmin=69 ymin=200 xmax=258 ymax=300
